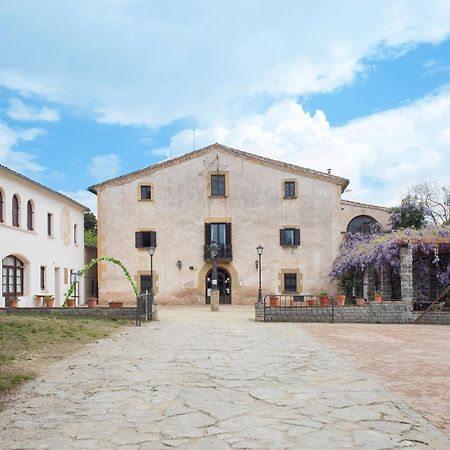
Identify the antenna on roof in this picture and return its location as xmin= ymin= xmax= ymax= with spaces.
xmin=327 ymin=168 xmax=331 ymax=174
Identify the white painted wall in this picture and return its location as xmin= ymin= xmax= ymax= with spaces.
xmin=0 ymin=169 xmax=87 ymax=307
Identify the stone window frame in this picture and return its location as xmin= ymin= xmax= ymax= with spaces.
xmin=137 ymin=182 xmax=154 ymax=202
xmin=207 ymin=171 xmax=230 ymax=198
xmin=282 ymin=179 xmax=298 ymax=200
xmin=135 ymin=270 xmax=159 ymax=296
xmin=278 ymin=268 xmax=302 ymax=294
xmin=135 ymin=228 xmax=157 ymax=250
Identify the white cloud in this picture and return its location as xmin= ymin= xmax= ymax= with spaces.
xmin=6 ymin=98 xmax=60 ymax=122
xmin=0 ymin=1 xmax=449 ymax=127
xmin=88 ymin=153 xmax=120 ymax=182
xmin=60 ymin=190 xmax=97 ymax=214
xmin=152 ymin=89 xmax=450 ymax=207
xmin=0 ymin=122 xmax=45 ymax=172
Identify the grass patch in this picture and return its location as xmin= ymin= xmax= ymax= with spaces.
xmin=0 ymin=315 xmax=127 ymax=406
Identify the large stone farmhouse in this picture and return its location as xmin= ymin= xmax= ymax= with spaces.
xmin=1 ymin=165 xmax=88 ymax=307
xmin=90 ymin=143 xmax=390 ymax=305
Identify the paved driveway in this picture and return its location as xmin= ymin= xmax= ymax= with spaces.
xmin=1 ymin=306 xmax=449 ymax=449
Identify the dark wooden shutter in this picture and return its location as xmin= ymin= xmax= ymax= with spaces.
xmin=226 ymin=223 xmax=232 ymax=245
xmin=150 ymin=231 xmax=157 ymax=247
xmin=135 ymin=232 xmax=143 ymax=248
xmin=294 ymin=229 xmax=301 ymax=246
xmin=205 ymin=223 xmax=211 ymax=245
xmin=280 ymin=229 xmax=285 ymax=246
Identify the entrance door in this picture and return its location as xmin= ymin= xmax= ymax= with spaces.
xmin=205 ymin=267 xmax=231 ymax=304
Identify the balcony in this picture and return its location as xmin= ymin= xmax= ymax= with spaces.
xmin=204 ymin=244 xmax=233 ymax=262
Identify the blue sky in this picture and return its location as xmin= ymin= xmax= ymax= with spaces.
xmin=1 ymin=1 xmax=450 ymax=211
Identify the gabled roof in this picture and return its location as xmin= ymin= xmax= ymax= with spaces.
xmin=0 ymin=164 xmax=89 ymax=211
xmin=89 ymin=143 xmax=350 ymax=193
xmin=341 ymin=199 xmax=391 ymax=212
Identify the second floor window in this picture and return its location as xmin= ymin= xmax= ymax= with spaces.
xmin=12 ymin=195 xmax=19 ymax=227
xmin=135 ymin=231 xmax=157 ymax=248
xmin=280 ymin=228 xmax=301 ymax=246
xmin=47 ymin=213 xmax=53 ymax=236
xmin=27 ymin=200 xmax=34 ymax=231
xmin=140 ymin=185 xmax=152 ymax=200
xmin=284 ymin=181 xmax=296 ymax=199
xmin=211 ymin=174 xmax=226 ymax=196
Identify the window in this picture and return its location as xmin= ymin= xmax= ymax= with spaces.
xmin=47 ymin=213 xmax=53 ymax=236
xmin=140 ymin=185 xmax=152 ymax=200
xmin=74 ymin=224 xmax=77 ymax=244
xmin=27 ymin=200 xmax=34 ymax=231
xmin=204 ymin=222 xmax=232 ymax=259
xmin=135 ymin=231 xmax=157 ymax=248
xmin=12 ymin=195 xmax=19 ymax=227
xmin=2 ymin=255 xmax=24 ymax=298
xmin=284 ymin=273 xmax=297 ymax=293
xmin=211 ymin=174 xmax=226 ymax=196
xmin=346 ymin=215 xmax=378 ymax=234
xmin=284 ymin=181 xmax=296 ymax=199
xmin=40 ymin=266 xmax=46 ymax=290
xmin=140 ymin=275 xmax=153 ymax=294
xmin=280 ymin=228 xmax=301 ymax=246
xmin=0 ymin=190 xmax=3 ymax=223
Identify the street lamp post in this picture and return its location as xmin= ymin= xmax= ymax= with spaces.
xmin=147 ymin=246 xmax=155 ymax=307
xmin=209 ymin=240 xmax=220 ymax=311
xmin=256 ymin=245 xmax=264 ymax=303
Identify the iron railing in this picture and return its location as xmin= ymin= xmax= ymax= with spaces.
xmin=136 ymin=292 xmax=153 ymax=326
xmin=204 ymin=244 xmax=233 ymax=261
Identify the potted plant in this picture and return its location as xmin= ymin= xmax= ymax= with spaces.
xmin=374 ymin=291 xmax=382 ymax=303
xmin=335 ymin=292 xmax=346 ymax=306
xmin=6 ymin=297 xmax=19 ymax=308
xmin=269 ymin=294 xmax=279 ymax=307
xmin=108 ymin=300 xmax=124 ymax=308
xmin=319 ymin=291 xmax=329 ymax=306
xmin=87 ymin=297 xmax=97 ymax=308
xmin=306 ymin=296 xmax=316 ymax=306
xmin=355 ymin=297 xmax=365 ymax=306
xmin=66 ymin=298 xmax=76 ymax=308
xmin=45 ymin=296 xmax=55 ymax=308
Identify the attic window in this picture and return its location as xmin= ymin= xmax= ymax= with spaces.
xmin=140 ymin=185 xmax=152 ymax=200
xmin=211 ymin=174 xmax=226 ymax=196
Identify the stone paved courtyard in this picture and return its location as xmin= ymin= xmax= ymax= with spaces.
xmin=1 ymin=306 xmax=449 ymax=449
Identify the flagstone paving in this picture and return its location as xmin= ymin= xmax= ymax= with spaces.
xmin=1 ymin=306 xmax=449 ymax=449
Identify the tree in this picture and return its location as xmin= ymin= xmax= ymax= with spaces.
xmin=390 ymin=195 xmax=426 ymax=230
xmin=407 ymin=181 xmax=450 ymax=226
xmin=84 ymin=211 xmax=97 ymax=233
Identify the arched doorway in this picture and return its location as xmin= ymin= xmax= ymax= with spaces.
xmin=205 ymin=267 xmax=231 ymax=304
xmin=2 ymin=255 xmax=24 ymax=302
xmin=347 ymin=215 xmax=378 ymax=234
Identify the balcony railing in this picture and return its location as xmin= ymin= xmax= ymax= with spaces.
xmin=204 ymin=244 xmax=233 ymax=261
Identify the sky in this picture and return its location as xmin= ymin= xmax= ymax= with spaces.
xmin=1 ymin=0 xmax=450 ymax=213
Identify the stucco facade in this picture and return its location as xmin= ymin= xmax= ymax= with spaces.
xmin=92 ymin=144 xmax=390 ymax=305
xmin=0 ymin=165 xmax=88 ymax=307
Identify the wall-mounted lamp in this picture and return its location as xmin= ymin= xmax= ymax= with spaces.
xmin=176 ymin=260 xmax=182 ymax=270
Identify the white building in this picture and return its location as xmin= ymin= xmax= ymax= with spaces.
xmin=0 ymin=165 xmax=88 ymax=307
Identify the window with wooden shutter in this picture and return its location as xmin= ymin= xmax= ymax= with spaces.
xmin=27 ymin=200 xmax=33 ymax=231
xmin=12 ymin=195 xmax=19 ymax=227
xmin=284 ymin=181 xmax=296 ymax=198
xmin=284 ymin=273 xmax=297 ymax=293
xmin=135 ymin=231 xmax=157 ymax=248
xmin=47 ymin=213 xmax=53 ymax=236
xmin=280 ymin=228 xmax=301 ymax=247
xmin=40 ymin=266 xmax=46 ymax=290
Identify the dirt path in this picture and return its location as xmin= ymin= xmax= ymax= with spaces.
xmin=0 ymin=306 xmax=449 ymax=449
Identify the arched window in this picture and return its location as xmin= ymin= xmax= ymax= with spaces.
xmin=27 ymin=200 xmax=34 ymax=231
xmin=12 ymin=195 xmax=20 ymax=227
xmin=0 ymin=189 xmax=3 ymax=223
xmin=347 ymin=215 xmax=378 ymax=234
xmin=2 ymin=255 xmax=24 ymax=299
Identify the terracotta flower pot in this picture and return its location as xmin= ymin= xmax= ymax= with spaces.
xmin=319 ymin=295 xmax=329 ymax=307
xmin=67 ymin=298 xmax=76 ymax=308
xmin=45 ymin=298 xmax=55 ymax=308
xmin=306 ymin=298 xmax=316 ymax=306
xmin=269 ymin=296 xmax=280 ymax=307
xmin=108 ymin=301 xmax=123 ymax=309
xmin=335 ymin=294 xmax=346 ymax=306
xmin=356 ymin=297 xmax=365 ymax=306
xmin=7 ymin=299 xmax=18 ymax=308
xmin=87 ymin=298 xmax=97 ymax=308
xmin=374 ymin=295 xmax=382 ymax=304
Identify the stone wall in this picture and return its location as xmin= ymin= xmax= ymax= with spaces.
xmin=413 ymin=312 xmax=450 ymax=325
xmin=256 ymin=302 xmax=407 ymax=324
xmin=0 ymin=305 xmax=158 ymax=321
